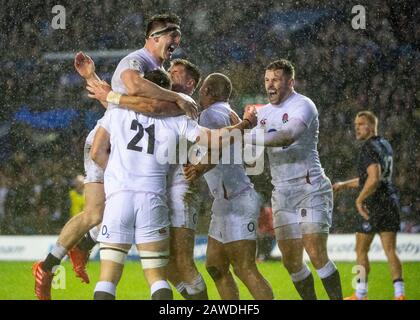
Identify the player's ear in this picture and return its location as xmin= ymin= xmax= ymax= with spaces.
xmin=288 ymin=78 xmax=295 ymax=87
xmin=187 ymin=79 xmax=195 ymax=89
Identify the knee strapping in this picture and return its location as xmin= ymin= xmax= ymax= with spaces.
xmin=139 ymin=250 xmax=169 ymax=269
xmin=99 ymin=244 xmax=128 ymax=264
xmin=206 ymin=265 xmax=222 ymax=281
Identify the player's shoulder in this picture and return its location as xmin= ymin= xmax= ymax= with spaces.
xmin=116 ymin=48 xmax=148 ymax=70
xmin=292 ymin=92 xmax=317 ymax=110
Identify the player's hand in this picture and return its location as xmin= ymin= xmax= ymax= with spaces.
xmin=176 ymin=93 xmax=199 ymax=119
xmin=229 ymin=111 xmax=241 ymax=125
xmin=87 ymin=80 xmax=112 ymax=102
xmin=355 ymin=198 xmax=370 ymax=220
xmin=243 ymin=105 xmax=258 ymax=128
xmin=183 ymin=163 xmax=201 ymax=183
xmin=74 ymin=51 xmax=95 ymax=79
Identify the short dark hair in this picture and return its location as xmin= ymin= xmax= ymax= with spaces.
xmin=266 ymin=59 xmax=295 ymax=79
xmin=144 ymin=69 xmax=171 ymax=90
xmin=171 ymin=59 xmax=201 ymax=90
xmin=145 ymin=13 xmax=181 ymax=38
xmin=204 ymin=73 xmax=232 ymax=101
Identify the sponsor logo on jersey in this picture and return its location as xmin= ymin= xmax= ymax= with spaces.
xmin=128 ymin=59 xmax=141 ymax=71
xmin=247 ymin=222 xmax=255 ymax=232
xmin=260 ymin=119 xmax=267 ymax=126
xmin=282 ymin=113 xmax=289 ymax=124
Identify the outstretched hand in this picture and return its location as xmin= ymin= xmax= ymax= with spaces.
xmin=229 ymin=111 xmax=241 ymax=125
xmin=87 ymin=80 xmax=112 ymax=102
xmin=176 ymin=93 xmax=199 ymax=120
xmin=74 ymin=51 xmax=95 ymax=79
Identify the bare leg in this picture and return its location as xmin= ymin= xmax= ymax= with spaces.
xmin=137 ymin=239 xmax=173 ymax=300
xmin=58 ymin=183 xmax=105 ymax=249
xmin=303 ymin=233 xmax=342 ymax=300
xmin=168 ymin=227 xmax=207 ymax=299
xmin=225 ymin=240 xmax=274 ymax=300
xmin=206 ymin=236 xmax=238 ymax=300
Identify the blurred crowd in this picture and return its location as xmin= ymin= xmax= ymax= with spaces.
xmin=0 ymin=0 xmax=418 ymax=234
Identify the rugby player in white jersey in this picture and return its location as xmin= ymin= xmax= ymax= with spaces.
xmin=166 ymin=59 xmax=208 ymax=300
xmin=184 ymin=73 xmax=274 ymax=300
xmin=32 ymin=13 xmax=195 ymax=300
xmin=244 ymin=59 xmax=343 ymax=300
xmin=88 ymin=70 xmax=257 ymax=299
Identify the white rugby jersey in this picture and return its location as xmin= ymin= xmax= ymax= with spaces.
xmin=87 ymin=48 xmax=161 ymax=147
xmin=85 ymin=123 xmax=100 ymax=147
xmin=199 ymin=101 xmax=253 ymax=200
xmin=254 ymin=90 xmax=325 ymax=186
xmin=110 ymin=48 xmax=162 ymax=107
xmin=99 ymin=108 xmax=200 ymax=198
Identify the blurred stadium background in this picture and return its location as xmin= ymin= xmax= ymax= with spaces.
xmin=0 ymin=0 xmax=419 ymax=299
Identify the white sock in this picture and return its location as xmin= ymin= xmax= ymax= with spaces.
xmin=356 ymin=281 xmax=368 ymax=299
xmin=393 ymin=280 xmax=405 ymax=297
xmin=290 ymin=264 xmax=312 ymax=283
xmin=89 ymin=226 xmax=100 ymax=242
xmin=185 ymin=273 xmax=206 ymax=295
xmin=94 ymin=281 xmax=116 ymax=297
xmin=316 ymin=260 xmax=337 ymax=279
xmin=151 ymin=280 xmax=171 ymax=297
xmin=175 ymin=282 xmax=186 ymax=294
xmin=51 ymin=244 xmax=68 ymax=260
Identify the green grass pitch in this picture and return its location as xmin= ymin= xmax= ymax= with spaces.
xmin=1 ymin=261 xmax=419 ymax=300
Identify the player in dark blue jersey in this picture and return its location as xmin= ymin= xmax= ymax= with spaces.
xmin=333 ymin=111 xmax=405 ymax=300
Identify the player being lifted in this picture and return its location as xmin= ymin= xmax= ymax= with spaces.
xmin=32 ymin=13 xmax=197 ymax=300
xmin=88 ymin=69 xmax=258 ymax=299
xmin=333 ymin=111 xmax=405 ymax=300
xmin=244 ymin=59 xmax=343 ymax=300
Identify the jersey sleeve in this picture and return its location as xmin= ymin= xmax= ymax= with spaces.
xmin=362 ymin=142 xmax=381 ymax=168
xmin=176 ymin=116 xmax=202 ymax=143
xmin=97 ymin=110 xmax=112 ymax=133
xmin=289 ymin=98 xmax=317 ymax=127
xmin=118 ymin=55 xmax=148 ymax=77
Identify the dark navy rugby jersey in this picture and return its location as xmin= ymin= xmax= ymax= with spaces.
xmin=357 ymin=136 xmax=399 ymax=206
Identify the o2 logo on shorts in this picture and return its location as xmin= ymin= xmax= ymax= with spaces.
xmin=247 ymin=222 xmax=255 ymax=232
xmin=101 ymin=225 xmax=110 ymax=238
xmin=362 ymin=221 xmax=372 ymax=232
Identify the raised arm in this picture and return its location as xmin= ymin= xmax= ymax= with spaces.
xmin=196 ymin=106 xmax=257 ymax=150
xmin=244 ymin=118 xmax=306 ymax=147
xmin=74 ymin=52 xmax=108 ymax=109
xmin=87 ymin=80 xmax=183 ymax=117
xmin=121 ymin=69 xmax=198 ymax=119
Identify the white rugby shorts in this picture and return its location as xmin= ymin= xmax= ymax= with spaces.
xmin=97 ymin=191 xmax=170 ymax=245
xmin=208 ymin=188 xmax=260 ymax=244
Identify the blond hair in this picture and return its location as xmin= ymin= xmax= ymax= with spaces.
xmin=356 ymin=111 xmax=378 ymax=133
